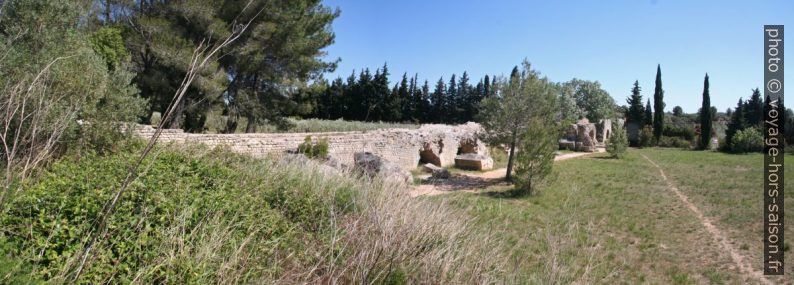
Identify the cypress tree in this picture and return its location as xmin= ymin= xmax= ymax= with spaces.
xmin=699 ymin=74 xmax=712 ymax=149
xmin=653 ymin=64 xmax=664 ymax=141
xmin=644 ymin=99 xmax=653 ymax=127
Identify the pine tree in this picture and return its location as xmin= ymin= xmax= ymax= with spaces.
xmin=420 ymin=80 xmax=431 ymax=123
xmin=746 ymin=88 xmax=763 ymax=127
xmin=725 ymin=98 xmax=747 ymax=148
xmin=396 ymin=73 xmax=410 ymax=121
xmin=457 ymin=72 xmax=471 ymax=123
xmin=626 ymin=80 xmax=645 ymax=126
xmin=359 ymin=68 xmax=375 ymax=121
xmin=653 ymin=64 xmax=665 ymax=141
xmin=431 ymin=78 xmax=446 ymax=123
xmin=699 ymin=74 xmax=712 ymax=150
xmin=446 ymin=74 xmax=458 ymax=122
xmin=644 ymin=99 xmax=653 ymax=127
xmin=483 ymin=75 xmax=492 ymax=98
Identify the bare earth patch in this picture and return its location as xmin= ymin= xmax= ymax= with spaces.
xmin=409 ymin=148 xmax=604 ymax=197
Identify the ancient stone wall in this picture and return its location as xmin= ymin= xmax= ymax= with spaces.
xmin=133 ymin=123 xmax=489 ymax=170
xmin=559 ymin=118 xmax=613 ymax=152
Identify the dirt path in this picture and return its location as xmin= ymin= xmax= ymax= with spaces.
xmin=639 ymin=153 xmax=772 ymax=285
xmin=409 ymin=148 xmax=604 ymax=197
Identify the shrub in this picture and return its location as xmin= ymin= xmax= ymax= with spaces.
xmin=607 ymin=122 xmax=629 ymax=158
xmin=730 ymin=128 xmax=763 ymax=153
xmin=0 ymin=143 xmax=355 ymax=283
xmin=657 ymin=136 xmax=692 ymax=149
xmin=514 ymin=121 xmax=557 ymax=196
xmin=0 ymin=143 xmax=508 ymax=283
xmin=639 ymin=126 xmax=654 ymax=147
xmin=297 ymin=136 xmax=329 ymax=158
xmin=663 ymin=124 xmax=695 ymax=141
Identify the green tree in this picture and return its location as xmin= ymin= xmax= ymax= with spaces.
xmin=564 ymin=79 xmax=615 ymax=122
xmin=479 ymin=60 xmax=557 ymax=186
xmin=607 ymin=121 xmax=629 ymax=158
xmin=446 ymin=74 xmax=458 ymax=121
xmin=89 ymin=26 xmax=128 ymax=70
xmin=745 ymin=88 xmax=764 ymax=127
xmin=557 ymin=83 xmax=585 ymax=122
xmin=653 ymin=64 xmax=665 ymax=141
xmin=626 ymin=80 xmax=645 ymax=126
xmin=724 ymin=98 xmax=747 ymax=149
xmin=431 ymin=78 xmax=446 ymax=123
xmin=672 ymin=106 xmax=683 ymax=116
xmin=644 ymin=99 xmax=654 ymax=127
xmin=698 ymin=74 xmax=712 ymax=150
xmin=208 ymin=0 xmax=339 ymax=132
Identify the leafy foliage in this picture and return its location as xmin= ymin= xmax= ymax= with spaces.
xmin=89 ymin=26 xmax=128 ymax=70
xmin=639 ymin=125 xmax=654 ymax=148
xmin=657 ymin=136 xmax=692 ymax=149
xmin=730 ymin=128 xmax=763 ymax=153
xmin=672 ymin=106 xmax=683 ymax=116
xmin=607 ymin=122 xmax=629 ymax=158
xmin=563 ymin=78 xmax=616 ymax=122
xmin=297 ymin=136 xmax=330 ymax=158
xmin=479 ymin=60 xmax=557 ymax=190
xmin=0 ymin=143 xmax=356 ymax=283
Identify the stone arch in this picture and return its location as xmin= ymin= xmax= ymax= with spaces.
xmin=419 ymin=143 xmax=441 ymax=166
xmin=456 ymin=138 xmax=478 ymax=155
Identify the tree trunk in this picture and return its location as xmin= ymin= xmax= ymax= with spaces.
xmin=223 ymin=114 xmax=238 ymax=134
xmin=505 ymin=129 xmax=517 ymax=181
xmin=165 ymin=99 xmax=185 ymax=129
xmin=244 ymin=114 xmax=257 ymax=133
xmin=105 ymin=0 xmax=111 ymax=22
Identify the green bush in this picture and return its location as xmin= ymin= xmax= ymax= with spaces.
xmin=730 ymin=128 xmax=763 ymax=153
xmin=657 ymin=136 xmax=692 ymax=149
xmin=0 ymin=143 xmax=355 ymax=283
xmin=297 ymin=136 xmax=329 ymax=159
xmin=663 ymin=124 xmax=695 ymax=141
xmin=607 ymin=122 xmax=629 ymax=158
xmin=639 ymin=126 xmax=654 ymax=147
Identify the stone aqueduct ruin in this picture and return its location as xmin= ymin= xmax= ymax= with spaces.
xmin=134 ymin=123 xmax=493 ymax=171
xmin=134 ymin=119 xmax=613 ymax=171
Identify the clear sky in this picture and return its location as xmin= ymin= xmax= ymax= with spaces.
xmin=319 ymin=0 xmax=792 ymax=113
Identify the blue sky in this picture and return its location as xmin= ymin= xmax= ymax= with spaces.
xmin=320 ymin=0 xmax=792 ymax=113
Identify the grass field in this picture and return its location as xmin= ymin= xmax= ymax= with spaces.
xmin=432 ymin=148 xmax=792 ymax=284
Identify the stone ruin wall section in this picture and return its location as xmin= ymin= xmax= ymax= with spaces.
xmin=132 ymin=123 xmax=489 ymax=170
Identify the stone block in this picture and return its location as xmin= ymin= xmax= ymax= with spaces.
xmin=454 ymin=153 xmax=494 ymax=171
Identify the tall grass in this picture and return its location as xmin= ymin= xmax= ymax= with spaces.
xmin=0 ymin=142 xmax=508 ymax=283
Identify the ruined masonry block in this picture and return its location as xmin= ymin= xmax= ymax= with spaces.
xmin=454 ymin=153 xmax=494 ymax=171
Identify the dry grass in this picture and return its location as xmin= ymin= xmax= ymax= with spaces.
xmin=1 ymin=143 xmax=511 ymax=283
xmin=273 ymin=158 xmax=510 ymax=284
